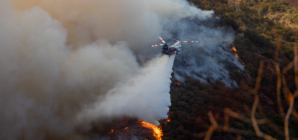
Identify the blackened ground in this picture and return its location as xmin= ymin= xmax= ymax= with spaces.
xmin=162 ymin=0 xmax=298 ymax=140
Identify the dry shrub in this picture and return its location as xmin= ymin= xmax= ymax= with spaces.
xmin=199 ymin=40 xmax=298 ymax=140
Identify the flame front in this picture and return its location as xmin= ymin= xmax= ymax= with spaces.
xmin=138 ymin=120 xmax=163 ymax=140
xmin=230 ymin=46 xmax=244 ymax=64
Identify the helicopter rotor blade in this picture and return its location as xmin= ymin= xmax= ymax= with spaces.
xmin=163 ymin=33 xmax=179 ymax=42
xmin=150 ymin=44 xmax=164 ymax=47
xmin=182 ymin=41 xmax=200 ymax=43
xmin=159 ymin=36 xmax=166 ymax=44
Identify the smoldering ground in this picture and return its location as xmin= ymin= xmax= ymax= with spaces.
xmin=0 ymin=0 xmax=242 ymax=139
xmin=170 ymin=20 xmax=244 ymax=87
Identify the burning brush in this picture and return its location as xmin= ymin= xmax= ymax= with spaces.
xmin=175 ymin=82 xmax=181 ymax=87
xmin=102 ymin=118 xmax=166 ymax=140
xmin=137 ymin=120 xmax=163 ymax=140
xmin=229 ymin=45 xmax=244 ymax=64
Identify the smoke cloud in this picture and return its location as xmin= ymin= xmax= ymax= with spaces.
xmin=77 ymin=55 xmax=175 ymax=126
xmin=172 ymin=23 xmax=244 ymax=87
xmin=0 ymin=0 xmax=242 ymax=139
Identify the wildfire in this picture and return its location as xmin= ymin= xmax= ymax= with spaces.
xmin=108 ymin=129 xmax=114 ymax=134
xmin=164 ymin=118 xmax=171 ymax=125
xmin=232 ymin=46 xmax=237 ymax=52
xmin=166 ymin=118 xmax=171 ymax=123
xmin=175 ymin=82 xmax=181 ymax=86
xmin=230 ymin=46 xmax=244 ymax=64
xmin=234 ymin=53 xmax=240 ymax=59
xmin=138 ymin=120 xmax=163 ymax=140
xmin=234 ymin=53 xmax=244 ymax=64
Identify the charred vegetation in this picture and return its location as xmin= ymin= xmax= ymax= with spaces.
xmin=163 ymin=0 xmax=298 ymax=139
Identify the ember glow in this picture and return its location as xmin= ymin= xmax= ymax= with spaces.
xmin=166 ymin=118 xmax=171 ymax=123
xmin=165 ymin=118 xmax=171 ymax=125
xmin=235 ymin=54 xmax=240 ymax=59
xmin=175 ymin=82 xmax=181 ymax=86
xmin=108 ymin=129 xmax=114 ymax=134
xmin=230 ymin=46 xmax=244 ymax=64
xmin=138 ymin=120 xmax=163 ymax=140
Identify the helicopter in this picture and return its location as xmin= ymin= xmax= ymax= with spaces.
xmin=150 ymin=35 xmax=199 ymax=56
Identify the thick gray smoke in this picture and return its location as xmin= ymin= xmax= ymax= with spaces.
xmin=0 ymin=0 xmax=242 ymax=139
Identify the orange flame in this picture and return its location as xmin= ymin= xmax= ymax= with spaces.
xmin=235 ymin=54 xmax=240 ymax=59
xmin=234 ymin=54 xmax=244 ymax=64
xmin=175 ymin=82 xmax=181 ymax=86
xmin=164 ymin=118 xmax=171 ymax=125
xmin=230 ymin=46 xmax=244 ymax=64
xmin=166 ymin=118 xmax=171 ymax=123
xmin=108 ymin=129 xmax=114 ymax=134
xmin=138 ymin=120 xmax=163 ymax=140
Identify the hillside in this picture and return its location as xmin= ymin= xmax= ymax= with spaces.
xmin=284 ymin=0 xmax=298 ymax=7
xmin=252 ymin=1 xmax=298 ymax=30
xmin=162 ymin=0 xmax=298 ymax=139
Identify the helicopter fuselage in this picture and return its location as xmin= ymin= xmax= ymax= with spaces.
xmin=161 ymin=41 xmax=181 ymax=56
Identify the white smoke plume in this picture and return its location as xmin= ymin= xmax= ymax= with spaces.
xmin=0 ymin=3 xmax=139 ymax=139
xmin=0 ymin=0 xmax=241 ymax=139
xmin=77 ymin=55 xmax=175 ymax=126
